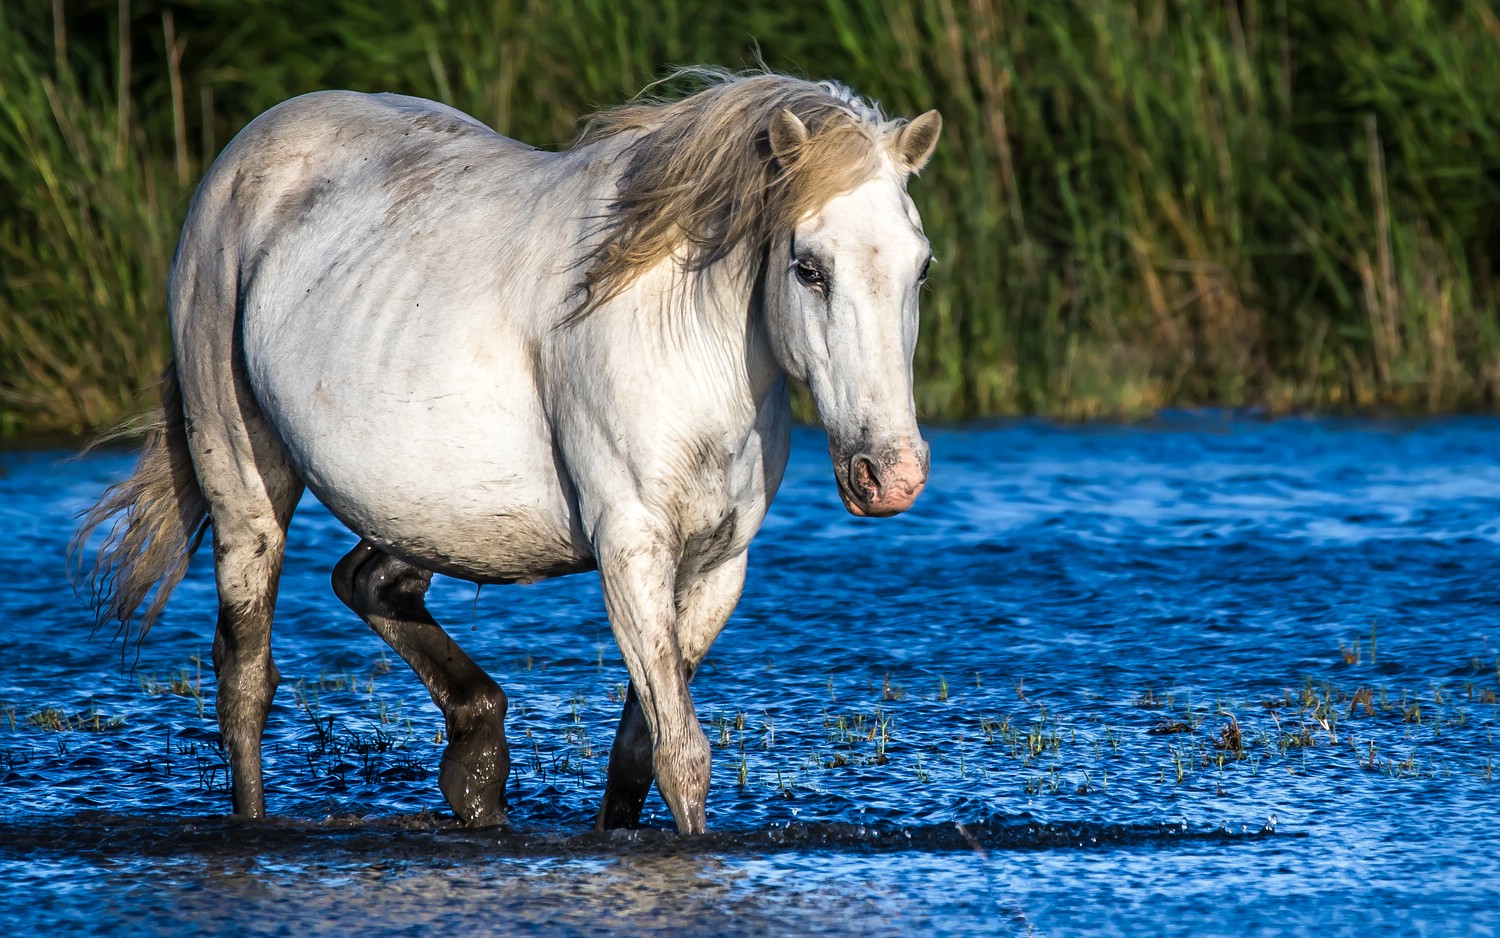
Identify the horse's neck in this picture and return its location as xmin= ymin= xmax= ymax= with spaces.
xmin=564 ymin=138 xmax=786 ymax=432
xmin=687 ymin=248 xmax=782 ymax=402
xmin=563 ymin=246 xmax=783 ymax=442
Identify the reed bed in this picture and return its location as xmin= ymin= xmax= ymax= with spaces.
xmin=2 ymin=0 xmax=1497 ymax=433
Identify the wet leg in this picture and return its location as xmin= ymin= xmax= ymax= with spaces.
xmin=183 ymin=379 xmax=303 ymax=820
xmin=596 ymin=545 xmax=746 ymax=832
xmin=333 ymin=541 xmax=509 ymax=826
xmin=210 ymin=505 xmax=298 ymax=818
xmin=171 ymin=232 xmax=310 ymax=819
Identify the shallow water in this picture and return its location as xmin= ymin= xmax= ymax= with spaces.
xmin=2 ymin=417 xmax=1498 ymax=935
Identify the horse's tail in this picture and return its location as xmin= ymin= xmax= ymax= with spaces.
xmin=70 ymin=364 xmax=209 ymax=647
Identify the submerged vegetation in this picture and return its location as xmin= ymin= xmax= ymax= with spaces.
xmin=3 ymin=644 xmax=1495 ymax=822
xmin=2 ymin=0 xmax=1498 ymax=433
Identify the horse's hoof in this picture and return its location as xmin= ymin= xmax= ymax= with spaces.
xmin=439 ymin=749 xmax=507 ymax=828
xmin=459 ymin=806 xmax=508 ymax=829
xmin=595 ymin=797 xmax=644 ymax=831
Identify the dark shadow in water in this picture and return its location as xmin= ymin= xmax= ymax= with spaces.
xmin=0 ymin=811 xmax=1282 ymax=861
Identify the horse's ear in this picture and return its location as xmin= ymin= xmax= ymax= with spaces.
xmin=768 ymin=108 xmax=808 ymax=167
xmin=896 ymin=110 xmax=942 ymax=173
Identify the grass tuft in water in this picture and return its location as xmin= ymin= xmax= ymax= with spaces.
xmin=22 ymin=706 xmax=124 ymax=733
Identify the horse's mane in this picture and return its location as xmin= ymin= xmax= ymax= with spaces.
xmin=569 ymin=68 xmax=901 ymax=317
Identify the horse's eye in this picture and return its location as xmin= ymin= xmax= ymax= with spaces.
xmin=917 ymin=257 xmax=933 ymax=284
xmin=795 ymin=260 xmax=827 ymax=290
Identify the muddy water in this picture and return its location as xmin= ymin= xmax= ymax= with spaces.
xmin=2 ymin=418 xmax=1497 ymax=935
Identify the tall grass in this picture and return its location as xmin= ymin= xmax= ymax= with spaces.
xmin=0 ymin=3 xmax=178 ymax=433
xmin=2 ymin=0 xmax=1497 ymax=433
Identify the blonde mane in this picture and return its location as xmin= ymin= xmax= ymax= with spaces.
xmin=570 ymin=69 xmax=903 ymax=316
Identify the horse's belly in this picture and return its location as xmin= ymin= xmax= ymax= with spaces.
xmin=301 ymin=410 xmax=593 ymax=582
xmin=246 ymin=320 xmax=592 ymax=583
xmin=360 ymin=497 xmax=594 ymax=584
xmin=307 ymin=423 xmax=593 ymax=582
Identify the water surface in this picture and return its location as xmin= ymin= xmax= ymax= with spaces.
xmin=2 ymin=418 xmax=1497 ymax=935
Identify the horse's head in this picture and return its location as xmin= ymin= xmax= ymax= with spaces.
xmin=763 ymin=107 xmax=941 ymax=517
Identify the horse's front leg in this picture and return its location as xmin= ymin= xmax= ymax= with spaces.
xmin=597 ymin=551 xmax=747 ymax=830
xmin=595 ymin=518 xmax=712 ymax=834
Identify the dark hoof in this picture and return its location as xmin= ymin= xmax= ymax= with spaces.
xmin=439 ymin=736 xmax=508 ymax=827
xmin=595 ymin=772 xmax=652 ymax=830
xmin=595 ymin=797 xmax=643 ymax=831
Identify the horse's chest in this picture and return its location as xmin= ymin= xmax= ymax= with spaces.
xmin=668 ymin=446 xmax=774 ymax=576
xmin=681 ymin=508 xmax=743 ymax=574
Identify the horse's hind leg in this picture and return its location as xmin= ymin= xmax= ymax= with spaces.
xmin=333 ymin=541 xmax=509 ymax=826
xmin=171 ymin=199 xmax=307 ymax=818
xmin=208 ymin=486 xmax=300 ymax=818
xmin=182 ymin=385 xmax=303 ymax=819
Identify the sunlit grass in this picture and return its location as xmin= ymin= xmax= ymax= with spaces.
xmin=18 ymin=705 xmax=124 ymax=733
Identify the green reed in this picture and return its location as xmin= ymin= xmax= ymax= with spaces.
xmin=2 ymin=0 xmax=1497 ymax=434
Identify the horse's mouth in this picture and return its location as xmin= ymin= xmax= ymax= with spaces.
xmin=835 ymin=477 xmax=875 ymax=516
xmin=832 ymin=463 xmax=923 ymax=518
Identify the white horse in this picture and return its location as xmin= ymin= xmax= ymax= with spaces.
xmin=76 ymin=69 xmax=941 ymax=833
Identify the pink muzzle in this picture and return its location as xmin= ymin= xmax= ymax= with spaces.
xmin=838 ymin=441 xmax=929 ymax=517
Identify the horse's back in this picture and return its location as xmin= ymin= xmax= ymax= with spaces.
xmin=183 ymin=90 xmax=557 ymax=262
xmin=170 ymin=91 xmax=596 ymax=583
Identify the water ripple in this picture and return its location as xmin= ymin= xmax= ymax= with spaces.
xmin=2 ymin=417 xmax=1498 ymax=934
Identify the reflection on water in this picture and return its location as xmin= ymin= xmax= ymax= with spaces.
xmin=2 ymin=417 xmax=1498 ymax=934
xmin=0 ymin=816 xmax=1014 ymax=936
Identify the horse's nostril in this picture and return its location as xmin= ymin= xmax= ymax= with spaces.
xmin=850 ymin=454 xmax=882 ymax=501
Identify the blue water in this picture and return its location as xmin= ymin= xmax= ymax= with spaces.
xmin=1 ymin=418 xmax=1497 ymax=935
